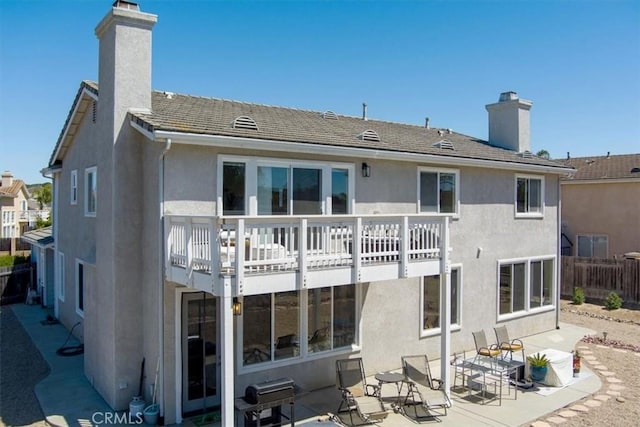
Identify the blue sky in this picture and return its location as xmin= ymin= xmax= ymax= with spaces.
xmin=1 ymin=0 xmax=639 ymax=184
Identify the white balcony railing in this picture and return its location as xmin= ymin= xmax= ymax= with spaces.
xmin=166 ymin=214 xmax=446 ymax=293
xmin=19 ymin=210 xmax=50 ymax=224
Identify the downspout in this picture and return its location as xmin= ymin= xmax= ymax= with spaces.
xmin=158 ymin=138 xmax=171 ymax=421
xmin=556 ymin=176 xmax=562 ymax=330
xmin=40 ymin=167 xmax=57 ymax=317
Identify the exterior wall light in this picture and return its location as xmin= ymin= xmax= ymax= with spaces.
xmin=232 ymin=297 xmax=242 ymax=316
xmin=362 ymin=162 xmax=371 ymax=178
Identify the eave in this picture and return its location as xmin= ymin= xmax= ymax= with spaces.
xmin=131 ymin=121 xmax=575 ymax=175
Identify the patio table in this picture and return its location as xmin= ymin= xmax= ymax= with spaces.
xmin=374 ymin=371 xmax=406 ymax=410
xmin=458 ymin=356 xmax=525 ymax=405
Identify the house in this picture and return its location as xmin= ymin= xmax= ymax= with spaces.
xmin=560 ymin=153 xmax=640 ymax=258
xmin=43 ymin=1 xmax=572 ymax=424
xmin=21 ymin=226 xmax=55 ymax=307
xmin=0 ymin=171 xmax=31 ymax=238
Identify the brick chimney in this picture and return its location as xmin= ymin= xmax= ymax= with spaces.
xmin=1 ymin=171 xmax=13 ymax=187
xmin=485 ymin=91 xmax=532 ymax=153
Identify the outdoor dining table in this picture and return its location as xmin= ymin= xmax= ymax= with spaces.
xmin=458 ymin=356 xmax=525 ymax=405
xmin=374 ymin=371 xmax=406 ymax=410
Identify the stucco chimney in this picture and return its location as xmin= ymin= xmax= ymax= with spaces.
xmin=485 ymin=91 xmax=532 ymax=152
xmin=95 ymin=1 xmax=157 ymax=132
xmin=1 ymin=171 xmax=13 ymax=188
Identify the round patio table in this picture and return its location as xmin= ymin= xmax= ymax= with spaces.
xmin=375 ymin=372 xmax=406 ymax=411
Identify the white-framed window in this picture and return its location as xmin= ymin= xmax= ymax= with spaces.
xmin=58 ymin=252 xmax=65 ymax=301
xmin=75 ymin=260 xmax=85 ymax=317
xmin=71 ymin=170 xmax=78 ymax=205
xmin=417 ymin=167 xmax=459 ymax=215
xmin=240 ymin=284 xmax=357 ymax=368
xmin=85 ymin=167 xmax=97 ymax=216
xmin=421 ymin=265 xmax=462 ymax=336
xmin=217 ymin=156 xmax=355 ymax=216
xmin=498 ymin=256 xmax=555 ymax=320
xmin=20 ymin=200 xmax=27 ymax=211
xmin=577 ymin=235 xmax=608 ymax=258
xmin=515 ymin=174 xmax=544 ymax=217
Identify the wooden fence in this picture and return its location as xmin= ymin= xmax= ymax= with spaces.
xmin=0 ymin=263 xmax=34 ymax=305
xmin=561 ymin=256 xmax=640 ymax=305
xmin=0 ymin=237 xmax=31 ymax=255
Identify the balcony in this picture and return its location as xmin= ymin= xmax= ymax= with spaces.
xmin=19 ymin=210 xmax=50 ymax=225
xmin=165 ymin=214 xmax=449 ymax=296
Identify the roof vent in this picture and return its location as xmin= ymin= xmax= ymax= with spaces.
xmin=232 ymin=116 xmax=259 ymax=131
xmin=322 ymin=110 xmax=338 ymax=120
xmin=518 ymin=150 xmax=533 ymax=159
xmin=437 ymin=129 xmax=444 ymax=137
xmin=432 ymin=140 xmax=454 ymax=150
xmin=447 ymin=128 xmax=453 ymax=134
xmin=163 ymin=91 xmax=174 ymax=99
xmin=358 ymin=129 xmax=380 ymax=143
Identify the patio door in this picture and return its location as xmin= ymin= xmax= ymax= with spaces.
xmin=182 ymin=292 xmax=219 ymax=414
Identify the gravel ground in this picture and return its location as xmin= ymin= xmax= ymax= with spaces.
xmin=0 ymin=306 xmax=49 ymax=427
xmin=529 ymin=300 xmax=640 ymax=427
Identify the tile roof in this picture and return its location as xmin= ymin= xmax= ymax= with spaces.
xmin=52 ymin=81 xmax=570 ymax=172
xmin=559 ymin=153 xmax=640 ymax=181
xmin=0 ymin=178 xmax=28 ymax=198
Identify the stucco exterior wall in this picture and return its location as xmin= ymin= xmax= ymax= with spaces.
xmin=562 ymin=181 xmax=640 ymax=257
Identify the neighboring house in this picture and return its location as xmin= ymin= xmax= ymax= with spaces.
xmin=43 ymin=2 xmax=571 ymax=424
xmin=21 ymin=226 xmax=55 ymax=307
xmin=0 ymin=171 xmax=31 ymax=238
xmin=560 ymin=153 xmax=640 ymax=258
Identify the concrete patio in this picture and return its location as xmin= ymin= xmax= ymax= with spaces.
xmin=12 ymin=303 xmax=600 ymax=427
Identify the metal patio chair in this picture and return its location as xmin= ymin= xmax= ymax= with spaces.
xmin=336 ymin=358 xmax=388 ymax=425
xmin=472 ymin=330 xmax=501 ymax=371
xmin=401 ymin=355 xmax=451 ymax=420
xmin=494 ymin=325 xmax=525 ymax=361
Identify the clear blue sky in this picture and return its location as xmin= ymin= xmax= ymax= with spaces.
xmin=1 ymin=0 xmax=639 ymax=184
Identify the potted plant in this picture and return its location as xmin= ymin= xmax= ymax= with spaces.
xmin=527 ymin=352 xmax=549 ymax=382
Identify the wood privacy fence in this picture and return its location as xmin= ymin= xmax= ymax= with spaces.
xmin=0 ymin=263 xmax=34 ymax=305
xmin=561 ymin=256 xmax=640 ymax=305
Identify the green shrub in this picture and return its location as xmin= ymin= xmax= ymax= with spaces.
xmin=572 ymin=287 xmax=585 ymax=305
xmin=604 ymin=292 xmax=623 ymax=310
xmin=0 ymin=255 xmax=30 ymax=267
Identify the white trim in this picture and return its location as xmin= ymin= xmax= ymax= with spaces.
xmin=84 ymin=166 xmax=97 ymax=217
xmin=138 ymin=128 xmax=574 ymax=175
xmin=417 ymin=166 xmax=460 ymax=217
xmin=75 ymin=259 xmax=85 ymax=318
xmin=515 ymin=174 xmax=545 ymax=218
xmin=561 ymin=178 xmax=640 ymax=185
xmin=70 ymin=170 xmax=78 ymax=205
xmin=496 ymin=255 xmax=556 ymax=322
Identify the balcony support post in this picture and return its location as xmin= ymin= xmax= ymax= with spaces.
xmin=209 ymin=218 xmax=220 ymax=294
xmin=401 ymin=216 xmax=410 ymax=277
xmin=299 ymin=218 xmax=308 ymax=288
xmin=185 ymin=218 xmax=193 ymax=286
xmin=353 ymin=217 xmax=362 ymax=283
xmin=439 ymin=216 xmax=452 ymax=400
xmin=235 ymin=219 xmax=245 ymax=295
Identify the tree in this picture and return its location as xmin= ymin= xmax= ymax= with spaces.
xmin=536 ymin=149 xmax=551 ymax=160
xmin=32 ymin=183 xmax=52 ymax=209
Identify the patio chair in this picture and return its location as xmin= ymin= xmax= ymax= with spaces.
xmin=494 ymin=325 xmax=524 ymax=362
xmin=336 ymin=358 xmax=388 ymax=425
xmin=472 ymin=330 xmax=501 ymax=371
xmin=401 ymin=355 xmax=451 ymax=419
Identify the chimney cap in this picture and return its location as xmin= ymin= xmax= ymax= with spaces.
xmin=499 ymin=91 xmax=519 ymax=102
xmin=113 ymin=0 xmax=140 ymax=10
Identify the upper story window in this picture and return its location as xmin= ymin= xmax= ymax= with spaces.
xmin=515 ymin=175 xmax=543 ymax=217
xmin=20 ymin=200 xmax=27 ymax=211
xmin=71 ymin=170 xmax=78 ymax=205
xmin=577 ymin=235 xmax=608 ymax=258
xmin=218 ymin=156 xmax=355 ymax=216
xmin=418 ymin=167 xmax=459 ymax=215
xmin=85 ymin=167 xmax=97 ymax=217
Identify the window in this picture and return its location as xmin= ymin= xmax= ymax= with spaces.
xmin=418 ymin=167 xmax=459 ymax=214
xmin=421 ymin=267 xmax=462 ymax=333
xmin=71 ymin=170 xmax=78 ymax=205
xmin=577 ymin=235 xmax=608 ymax=258
xmin=222 ymin=162 xmax=245 ymax=215
xmin=20 ymin=200 xmax=27 ymax=211
xmin=498 ymin=257 xmax=555 ymax=319
xmin=85 ymin=167 xmax=97 ymax=216
xmin=242 ymin=284 xmax=357 ymax=367
xmin=219 ymin=156 xmax=354 ymax=216
xmin=76 ymin=260 xmax=85 ymax=316
xmin=58 ymin=252 xmax=65 ymax=301
xmin=515 ymin=175 xmax=543 ymax=217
